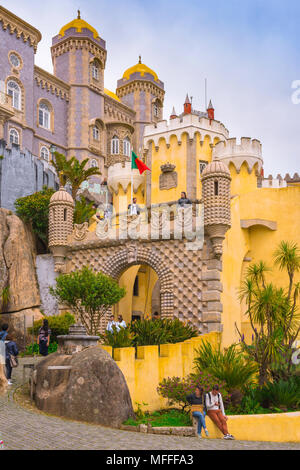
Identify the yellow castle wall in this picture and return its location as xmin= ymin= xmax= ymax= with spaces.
xmin=221 ymin=179 xmax=300 ymax=347
xmin=101 ymin=332 xmax=220 ymax=412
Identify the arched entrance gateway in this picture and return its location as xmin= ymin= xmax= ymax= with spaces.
xmin=66 ymin=235 xmax=224 ymax=334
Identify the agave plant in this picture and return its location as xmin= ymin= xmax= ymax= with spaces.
xmin=130 ymin=318 xmax=198 ymax=347
xmin=193 ymin=341 xmax=258 ymax=392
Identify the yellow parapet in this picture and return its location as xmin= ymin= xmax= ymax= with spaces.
xmin=99 ymin=332 xmax=220 ymax=412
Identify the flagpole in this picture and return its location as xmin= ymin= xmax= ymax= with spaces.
xmin=131 ymin=149 xmax=133 ymax=211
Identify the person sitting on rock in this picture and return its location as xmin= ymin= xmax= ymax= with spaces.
xmin=186 ymin=386 xmax=209 ymax=439
xmin=205 ymin=385 xmax=235 ymax=440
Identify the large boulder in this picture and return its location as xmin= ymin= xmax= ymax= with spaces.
xmin=33 ymin=347 xmax=135 ymax=427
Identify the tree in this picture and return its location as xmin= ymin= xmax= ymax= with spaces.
xmin=236 ymin=241 xmax=300 ymax=385
xmin=15 ymin=186 xmax=55 ymax=250
xmin=51 ymin=152 xmax=101 ymax=200
xmin=49 ymin=266 xmax=126 ymax=335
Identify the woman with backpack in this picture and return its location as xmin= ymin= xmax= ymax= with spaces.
xmin=205 ymin=385 xmax=235 ymax=440
xmin=37 ymin=319 xmax=51 ymax=356
xmin=4 ymin=335 xmax=18 ymax=386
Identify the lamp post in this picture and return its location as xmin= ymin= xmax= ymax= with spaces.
xmin=49 ymin=144 xmax=57 ymax=162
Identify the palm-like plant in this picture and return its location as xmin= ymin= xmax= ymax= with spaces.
xmin=51 ymin=152 xmax=101 ymax=199
xmin=237 ymin=241 xmax=300 ymax=385
xmin=193 ymin=341 xmax=257 ymax=391
xmin=73 ymin=196 xmax=96 ymax=225
xmin=66 ymin=157 xmax=101 ymax=200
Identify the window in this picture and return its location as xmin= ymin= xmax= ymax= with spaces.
xmin=40 ymin=146 xmax=49 ymax=161
xmin=199 ymin=161 xmax=207 ymax=176
xmin=123 ymin=137 xmax=131 ymax=157
xmin=214 ymin=181 xmax=219 ymax=196
xmin=153 ymin=102 xmax=159 ymax=118
xmin=7 ymin=80 xmax=21 ymax=110
xmin=111 ymin=135 xmax=119 ymax=155
xmin=39 ymin=102 xmax=51 ymax=129
xmin=92 ymin=63 xmax=99 ymax=80
xmin=93 ymin=126 xmax=100 ymax=141
xmin=90 ymin=159 xmax=98 ymax=168
xmin=9 ymin=128 xmax=19 ymax=145
xmin=133 ymin=276 xmax=139 ymax=297
xmin=9 ymin=53 xmax=20 ymax=68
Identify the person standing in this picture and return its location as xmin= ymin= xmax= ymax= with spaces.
xmin=106 ymin=315 xmax=116 ymax=333
xmin=128 ymin=198 xmax=141 ymax=216
xmin=115 ymin=315 xmax=126 ymax=332
xmin=205 ymin=385 xmax=235 ymax=440
xmin=186 ymin=386 xmax=209 ymax=438
xmin=37 ymin=319 xmax=51 ymax=356
xmin=0 ymin=324 xmax=9 ymax=342
xmin=177 ymin=192 xmax=192 ymax=207
xmin=5 ymin=335 xmax=18 ymax=386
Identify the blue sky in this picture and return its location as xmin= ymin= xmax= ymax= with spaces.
xmin=2 ymin=0 xmax=300 ymax=176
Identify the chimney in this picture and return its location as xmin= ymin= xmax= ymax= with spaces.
xmin=207 ymin=99 xmax=214 ymax=120
xmin=184 ymin=94 xmax=191 ymax=114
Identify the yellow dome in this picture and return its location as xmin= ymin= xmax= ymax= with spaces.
xmin=59 ymin=11 xmax=99 ymax=39
xmin=123 ymin=56 xmax=158 ymax=82
xmin=104 ymin=88 xmax=121 ymax=102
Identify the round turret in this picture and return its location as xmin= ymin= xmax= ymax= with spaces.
xmin=49 ymin=186 xmax=74 ymax=271
xmin=201 ymin=158 xmax=231 ymax=259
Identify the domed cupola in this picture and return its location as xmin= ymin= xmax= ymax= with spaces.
xmin=58 ymin=10 xmax=100 ymax=40
xmin=49 ymin=186 xmax=74 ymax=271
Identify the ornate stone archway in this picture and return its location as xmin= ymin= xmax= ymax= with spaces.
xmin=101 ymin=244 xmax=174 ymax=319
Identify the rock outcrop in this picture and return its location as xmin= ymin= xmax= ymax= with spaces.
xmin=33 ymin=347 xmax=135 ymax=427
xmin=0 ymin=208 xmax=42 ymax=320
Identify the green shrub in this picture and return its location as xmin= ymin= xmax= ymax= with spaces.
xmin=28 ymin=312 xmax=75 ymax=342
xmin=157 ymin=373 xmax=228 ymax=411
xmin=255 ymin=377 xmax=300 ymax=411
xmin=21 ymin=341 xmax=58 ymax=357
xmin=100 ymin=326 xmax=133 ymax=349
xmin=193 ymin=341 xmax=257 ymax=391
xmin=130 ymin=318 xmax=198 ymax=347
xmin=15 ymin=186 xmax=55 ymax=249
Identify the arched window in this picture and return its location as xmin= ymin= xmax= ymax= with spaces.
xmin=39 ymin=102 xmax=51 ymax=129
xmin=91 ymin=62 xmax=99 ymax=80
xmin=90 ymin=159 xmax=98 ymax=168
xmin=93 ymin=126 xmax=100 ymax=141
xmin=9 ymin=128 xmax=19 ymax=145
xmin=7 ymin=80 xmax=21 ymax=110
xmin=153 ymin=102 xmax=159 ymax=118
xmin=123 ymin=137 xmax=131 ymax=157
xmin=111 ymin=135 xmax=119 ymax=155
xmin=40 ymin=146 xmax=49 ymax=161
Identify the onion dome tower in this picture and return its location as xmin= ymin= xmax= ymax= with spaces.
xmin=116 ymin=56 xmax=165 ymax=153
xmin=201 ymin=158 xmax=231 ymax=259
xmin=49 ymin=186 xmax=74 ymax=271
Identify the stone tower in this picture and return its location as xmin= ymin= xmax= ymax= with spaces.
xmin=201 ymin=158 xmax=231 ymax=259
xmin=51 ymin=11 xmax=107 ymax=163
xmin=116 ymin=56 xmax=165 ymax=154
xmin=49 ymin=187 xmax=74 ymax=271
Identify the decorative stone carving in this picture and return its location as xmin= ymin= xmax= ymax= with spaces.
xmin=159 ymin=163 xmax=178 ymax=190
xmin=73 ymin=222 xmax=89 ymax=241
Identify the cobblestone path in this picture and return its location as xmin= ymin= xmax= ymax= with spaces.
xmin=0 ymin=357 xmax=299 ymax=450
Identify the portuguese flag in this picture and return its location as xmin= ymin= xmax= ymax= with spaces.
xmin=131 ymin=151 xmax=150 ymax=174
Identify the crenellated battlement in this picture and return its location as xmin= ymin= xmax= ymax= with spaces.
xmin=107 ymin=161 xmax=144 ymax=194
xmin=143 ymin=113 xmax=229 ymax=149
xmin=212 ymin=137 xmax=263 ymax=174
xmin=259 ymin=172 xmax=300 ymax=188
